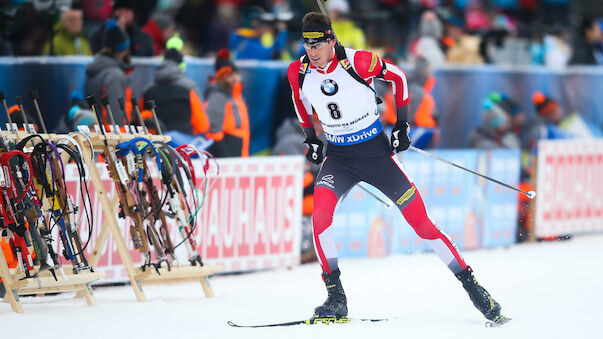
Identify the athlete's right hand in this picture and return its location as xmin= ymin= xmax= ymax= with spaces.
xmin=304 ymin=137 xmax=324 ymax=164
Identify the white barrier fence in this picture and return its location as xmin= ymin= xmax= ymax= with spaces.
xmin=535 ymin=139 xmax=603 ymax=237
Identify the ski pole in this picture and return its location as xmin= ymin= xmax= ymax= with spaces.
xmin=357 ymin=183 xmax=392 ymax=208
xmin=30 ymin=90 xmax=48 ymax=134
xmin=408 ymin=146 xmax=536 ymax=199
xmin=0 ymin=91 xmax=15 ymax=133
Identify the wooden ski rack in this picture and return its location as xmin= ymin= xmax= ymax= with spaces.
xmin=0 ymin=131 xmax=105 ymax=314
xmin=71 ymin=130 xmax=222 ymax=303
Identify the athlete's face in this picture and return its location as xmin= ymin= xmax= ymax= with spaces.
xmin=306 ymin=39 xmax=336 ymax=69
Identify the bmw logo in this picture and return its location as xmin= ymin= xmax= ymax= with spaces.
xmin=321 ymin=79 xmax=338 ymax=96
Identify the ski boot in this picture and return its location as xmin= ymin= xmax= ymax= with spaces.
xmin=456 ymin=266 xmax=508 ymax=324
xmin=310 ymin=269 xmax=348 ymax=323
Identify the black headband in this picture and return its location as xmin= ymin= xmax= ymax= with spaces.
xmin=302 ymin=24 xmax=335 ymax=44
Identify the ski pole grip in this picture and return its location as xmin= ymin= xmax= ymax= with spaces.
xmin=15 ymin=96 xmax=22 ymax=105
xmin=131 ymin=97 xmax=138 ymax=107
xmin=146 ymin=100 xmax=156 ymax=109
xmin=0 ymin=91 xmax=5 ymax=101
xmin=101 ymin=96 xmax=110 ymax=107
xmin=85 ymin=95 xmax=96 ymax=107
xmin=30 ymin=90 xmax=39 ymax=100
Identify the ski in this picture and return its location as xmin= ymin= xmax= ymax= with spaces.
xmin=485 ymin=315 xmax=511 ymax=327
xmin=227 ymin=317 xmax=389 ymax=328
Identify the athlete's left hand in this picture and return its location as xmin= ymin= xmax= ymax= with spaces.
xmin=391 ymin=121 xmax=411 ymax=152
xmin=304 ymin=137 xmax=324 ymax=164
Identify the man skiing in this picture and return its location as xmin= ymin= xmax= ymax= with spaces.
xmin=287 ymin=12 xmax=508 ymax=325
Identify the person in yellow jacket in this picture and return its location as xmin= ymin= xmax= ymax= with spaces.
xmin=43 ymin=7 xmax=92 ymax=56
xmin=326 ymin=0 xmax=366 ymax=50
xmin=205 ymin=49 xmax=250 ymax=157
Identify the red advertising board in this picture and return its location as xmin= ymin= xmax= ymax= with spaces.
xmin=61 ymin=156 xmax=304 ymax=282
xmin=535 ymin=140 xmax=603 ymax=237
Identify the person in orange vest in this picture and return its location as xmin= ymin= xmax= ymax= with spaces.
xmin=205 ymin=49 xmax=250 ymax=157
xmin=142 ymin=35 xmax=209 ymax=136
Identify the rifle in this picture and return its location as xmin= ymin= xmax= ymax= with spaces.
xmin=120 ymin=98 xmax=176 ymax=268
xmin=87 ymin=96 xmax=153 ymax=271
xmin=0 ymin=149 xmax=36 ymax=278
xmin=103 ymin=96 xmax=170 ymax=273
xmin=144 ymin=100 xmax=214 ymax=266
xmin=30 ymin=90 xmax=92 ymax=273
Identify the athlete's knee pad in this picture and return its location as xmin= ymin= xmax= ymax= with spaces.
xmin=312 ymin=187 xmax=339 ymax=235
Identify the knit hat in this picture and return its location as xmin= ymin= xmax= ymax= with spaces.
xmin=326 ymin=0 xmax=350 ymax=14
xmin=481 ymin=99 xmax=508 ymax=129
xmin=103 ymin=19 xmax=130 ymax=52
xmin=113 ymin=0 xmax=134 ymax=10
xmin=489 ymin=92 xmax=521 ymax=116
xmin=532 ymin=91 xmax=559 ymax=117
xmin=153 ymin=13 xmax=174 ymax=31
xmin=69 ymin=106 xmax=96 ymax=127
xmin=163 ymin=34 xmax=185 ymax=71
xmin=214 ymin=49 xmax=237 ymax=78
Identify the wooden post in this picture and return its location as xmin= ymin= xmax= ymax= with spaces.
xmin=0 ymin=244 xmax=24 ymax=313
xmin=69 ymin=133 xmax=222 ymax=303
xmin=76 ymin=135 xmax=147 ymax=302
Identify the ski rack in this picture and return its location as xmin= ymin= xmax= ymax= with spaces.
xmin=73 ymin=129 xmax=222 ymax=303
xmin=0 ymin=130 xmax=105 ymax=314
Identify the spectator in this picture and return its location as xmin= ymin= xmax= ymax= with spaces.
xmin=326 ymin=0 xmax=366 ymax=50
xmin=490 ymin=92 xmax=526 ymax=142
xmin=142 ymin=34 xmax=209 ymax=136
xmin=445 ymin=16 xmax=484 ymax=64
xmin=469 ymin=99 xmax=520 ymax=149
xmin=410 ymin=10 xmax=446 ymax=67
xmin=522 ymin=92 xmax=572 ymax=150
xmin=141 ymin=13 xmax=176 ymax=56
xmin=570 ymin=17 xmax=603 ymax=65
xmin=407 ymin=57 xmax=438 ymax=129
xmin=43 ymin=7 xmax=92 ymax=56
xmin=272 ymin=118 xmax=305 ymax=156
xmin=89 ymin=0 xmax=153 ymax=57
xmin=53 ymin=91 xmax=96 ymax=133
xmin=406 ymin=57 xmax=439 ymax=148
xmin=174 ymin=0 xmax=215 ymax=56
xmin=0 ymin=36 xmax=13 ymax=56
xmin=209 ymin=2 xmax=240 ymax=55
xmin=205 ymin=49 xmax=250 ymax=157
xmin=229 ymin=7 xmax=287 ymax=60
xmin=84 ymin=19 xmax=132 ymax=124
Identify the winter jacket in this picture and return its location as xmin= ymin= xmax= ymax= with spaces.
xmin=229 ymin=28 xmax=287 ymax=60
xmin=272 ymin=118 xmax=305 ymax=156
xmin=205 ymin=81 xmax=250 ymax=157
xmin=90 ymin=24 xmax=153 ymax=57
xmin=569 ymin=36 xmax=599 ymax=65
xmin=84 ymin=53 xmax=132 ymax=124
xmin=43 ymin=22 xmax=92 ymax=56
xmin=142 ymin=60 xmax=209 ymax=135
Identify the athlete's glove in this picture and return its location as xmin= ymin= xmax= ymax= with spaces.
xmin=391 ymin=121 xmax=411 ymax=152
xmin=304 ymin=137 xmax=324 ymax=164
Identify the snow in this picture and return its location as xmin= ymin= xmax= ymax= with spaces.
xmin=2 ymin=234 xmax=602 ymax=339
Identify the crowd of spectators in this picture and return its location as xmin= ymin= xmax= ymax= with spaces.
xmin=0 ymin=0 xmax=601 ymax=67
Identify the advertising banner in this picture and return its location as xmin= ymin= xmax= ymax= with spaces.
xmin=535 ymin=140 xmax=603 ymax=237
xmin=61 ymin=156 xmax=304 ymax=282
